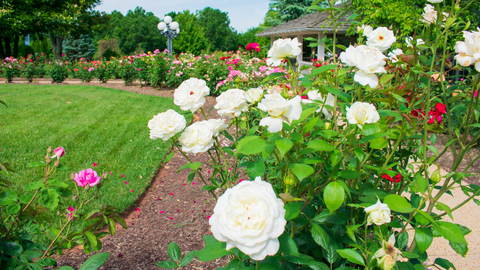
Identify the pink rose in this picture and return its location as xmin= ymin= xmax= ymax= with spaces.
xmin=73 ymin=168 xmax=102 ymax=187
xmin=54 ymin=147 xmax=65 ymax=157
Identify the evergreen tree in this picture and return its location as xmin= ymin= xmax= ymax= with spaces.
xmin=172 ymin=10 xmax=209 ymax=55
xmin=63 ymin=35 xmax=96 ymax=60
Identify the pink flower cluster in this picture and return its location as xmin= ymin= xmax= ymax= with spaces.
xmin=73 ymin=168 xmax=102 ymax=187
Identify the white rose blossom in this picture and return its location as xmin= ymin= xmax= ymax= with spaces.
xmin=304 ymin=90 xmax=335 ymax=120
xmin=366 ymin=27 xmax=397 ymax=52
xmin=454 ymin=28 xmax=480 ymax=72
xmin=422 ymin=4 xmax=437 ymax=25
xmin=357 ymin=24 xmax=373 ymax=36
xmin=207 ymin=119 xmax=228 ymax=137
xmin=346 ymin=102 xmax=380 ymax=126
xmin=405 ymin=37 xmax=425 ymax=48
xmin=388 ymin=49 xmax=403 ymax=63
xmin=245 ymin=87 xmax=264 ymax=103
xmin=258 ymin=94 xmax=302 ymax=133
xmin=214 ymin=89 xmax=248 ymax=118
xmin=373 ymin=234 xmax=403 ymax=270
xmin=209 ymin=176 xmax=286 ymax=261
xmin=340 ymin=45 xmax=387 ymax=88
xmin=266 ymin=38 xmax=302 ymax=66
xmin=174 ymin=78 xmax=210 ymax=113
xmin=364 ymin=199 xmax=391 ymax=225
xmin=147 ymin=109 xmax=186 ymax=141
xmin=178 ymin=120 xmax=215 ymax=154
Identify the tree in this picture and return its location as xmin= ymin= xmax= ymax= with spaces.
xmin=63 ymin=35 xmax=96 ymax=60
xmin=197 ymin=7 xmax=239 ymax=52
xmin=262 ymin=0 xmax=316 ymax=27
xmin=105 ymin=7 xmax=167 ymax=55
xmin=172 ymin=10 xmax=209 ymax=55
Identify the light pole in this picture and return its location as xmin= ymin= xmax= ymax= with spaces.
xmin=157 ymin=15 xmax=180 ymax=56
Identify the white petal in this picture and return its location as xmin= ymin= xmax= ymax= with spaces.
xmin=354 ymin=71 xmax=379 ymax=88
xmin=260 ymin=117 xmax=284 ymax=133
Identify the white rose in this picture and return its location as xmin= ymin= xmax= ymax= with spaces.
xmin=361 ymin=24 xmax=374 ymax=36
xmin=209 ymin=176 xmax=286 ymax=261
xmin=207 ymin=119 xmax=228 ymax=137
xmin=258 ymin=94 xmax=302 ymax=133
xmin=454 ymin=28 xmax=480 ymax=72
xmin=245 ymin=87 xmax=264 ymax=103
xmin=422 ymin=4 xmax=437 ymax=25
xmin=147 ymin=109 xmax=186 ymax=141
xmin=388 ymin=49 xmax=403 ymax=63
xmin=366 ymin=27 xmax=397 ymax=52
xmin=306 ymin=90 xmax=335 ymax=120
xmin=266 ymin=38 xmax=302 ymax=66
xmin=346 ymin=102 xmax=380 ymax=126
xmin=405 ymin=37 xmax=425 ymax=48
xmin=373 ymin=234 xmax=402 ymax=270
xmin=174 ymin=78 xmax=210 ymax=113
xmin=427 ymin=0 xmax=443 ymax=3
xmin=340 ymin=45 xmax=387 ymax=88
xmin=364 ymin=199 xmax=391 ymax=225
xmin=178 ymin=121 xmax=215 ymax=154
xmin=214 ymin=89 xmax=248 ymax=118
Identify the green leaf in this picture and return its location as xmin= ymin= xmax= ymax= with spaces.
xmin=384 ymin=194 xmax=414 ymax=213
xmin=329 ymin=150 xmax=342 ymax=167
xmin=436 ymin=202 xmax=453 ymax=220
xmin=167 ymin=242 xmax=181 ymax=261
xmin=415 ymin=227 xmax=433 ymax=253
xmin=392 ymin=93 xmax=409 ymax=103
xmin=323 ymin=86 xmax=351 ymax=103
xmin=434 ymin=222 xmax=467 ymax=244
xmin=196 ymin=241 xmax=232 ymax=261
xmin=449 ymin=241 xmax=468 ymax=257
xmin=370 ymin=137 xmax=388 ymax=149
xmin=397 ymin=232 xmax=409 ymax=250
xmin=84 ymin=231 xmax=98 ymax=250
xmin=58 ymin=266 xmax=75 ymax=270
xmin=307 ymin=140 xmax=335 ymax=152
xmin=177 ymin=162 xmax=201 ymax=172
xmin=179 ymin=250 xmax=196 ymax=267
xmin=113 ymin=216 xmax=128 ymax=229
xmin=24 ymin=181 xmax=44 ymax=191
xmin=289 ymin=163 xmax=314 ymax=181
xmin=6 ymin=203 xmax=21 ymax=215
xmin=23 ymin=251 xmax=43 ymax=259
xmin=284 ymin=254 xmax=314 ymax=264
xmin=278 ymin=233 xmax=299 ymax=256
xmin=0 ymin=190 xmax=18 ymax=205
xmin=275 ymin=138 xmax=293 ymax=158
xmin=309 ymin=64 xmax=337 ymax=78
xmin=263 ymin=72 xmax=287 ymax=82
xmin=48 ymin=179 xmax=69 ymax=188
xmin=155 ymin=261 xmax=178 ymax=269
xmin=108 ymin=218 xmax=115 ymax=235
xmin=26 ymin=162 xmax=45 ymax=168
xmin=39 ymin=188 xmax=60 ymax=210
xmin=79 ymin=253 xmax=110 ymax=270
xmin=311 ymin=224 xmax=330 ymax=249
xmin=237 ymin=136 xmax=269 ymax=155
xmin=247 ymin=162 xmax=265 ymax=180
xmin=164 ymin=151 xmax=174 ymax=163
xmin=307 ymin=261 xmax=330 ymax=270
xmin=415 ymin=175 xmax=428 ymax=194
xmin=284 ymin=202 xmax=303 ymax=221
xmin=335 ymin=249 xmax=365 ymax=266
xmin=2 ymin=242 xmax=23 ymax=256
xmin=338 ymin=170 xmax=361 ymax=179
xmin=434 ymin=258 xmax=456 ymax=270
xmin=324 ymin=182 xmax=345 ymax=213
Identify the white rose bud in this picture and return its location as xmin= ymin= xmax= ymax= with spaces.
xmin=178 ymin=120 xmax=215 ymax=154
xmin=365 ymin=199 xmax=391 ymax=225
xmin=340 ymin=45 xmax=387 ymax=88
xmin=214 ymin=89 xmax=248 ymax=118
xmin=388 ymin=49 xmax=403 ymax=63
xmin=245 ymin=87 xmax=264 ymax=103
xmin=148 ymin=109 xmax=186 ymax=141
xmin=346 ymin=102 xmax=380 ymax=126
xmin=209 ymin=176 xmax=286 ymax=261
xmin=174 ymin=78 xmax=210 ymax=113
xmin=366 ymin=27 xmax=397 ymax=52
xmin=266 ymin=38 xmax=302 ymax=66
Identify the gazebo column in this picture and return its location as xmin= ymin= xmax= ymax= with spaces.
xmin=317 ymin=32 xmax=325 ymax=60
xmin=296 ymin=34 xmax=303 ymax=65
xmin=270 ymin=36 xmax=275 ymax=47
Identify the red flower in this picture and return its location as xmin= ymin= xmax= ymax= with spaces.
xmin=246 ymin=43 xmax=260 ymax=52
xmin=381 ymin=169 xmax=401 ymax=183
xmin=427 ymin=103 xmax=446 ymax=124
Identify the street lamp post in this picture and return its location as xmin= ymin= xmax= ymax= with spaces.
xmin=157 ymin=15 xmax=180 ymax=56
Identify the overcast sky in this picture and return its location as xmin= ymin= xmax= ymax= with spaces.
xmin=94 ymin=0 xmax=271 ymax=33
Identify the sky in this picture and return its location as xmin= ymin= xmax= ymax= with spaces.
xmin=94 ymin=0 xmax=271 ymax=33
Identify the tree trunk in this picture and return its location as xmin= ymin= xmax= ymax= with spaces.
xmin=13 ymin=35 xmax=19 ymax=58
xmin=4 ymin=36 xmax=11 ymax=57
xmin=49 ymin=32 xmax=64 ymax=59
xmin=0 ymin=37 xmax=5 ymax=59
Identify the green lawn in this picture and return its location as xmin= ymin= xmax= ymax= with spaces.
xmin=0 ymin=84 xmax=190 ymax=217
